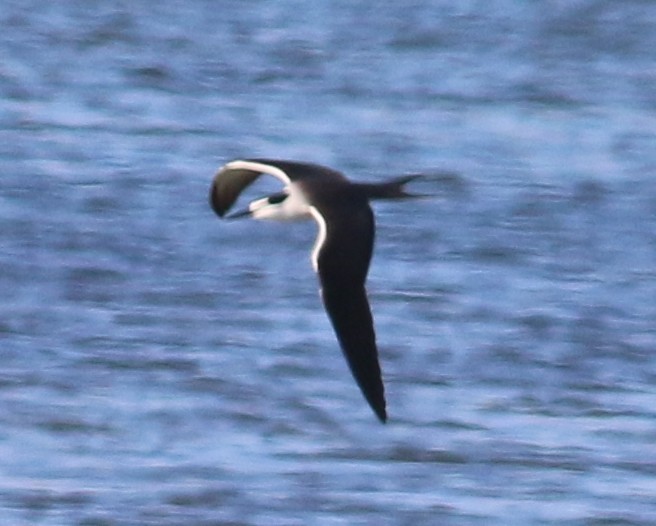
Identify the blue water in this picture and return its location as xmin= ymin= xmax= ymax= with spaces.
xmin=2 ymin=1 xmax=656 ymax=524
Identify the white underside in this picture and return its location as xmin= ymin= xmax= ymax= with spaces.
xmin=225 ymin=160 xmax=325 ymax=273
xmin=250 ymin=184 xmax=312 ymax=221
xmin=249 ymin=185 xmax=325 ymax=273
xmin=251 ymin=197 xmax=325 ymax=273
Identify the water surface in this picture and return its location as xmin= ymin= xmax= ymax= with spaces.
xmin=1 ymin=1 xmax=656 ymax=524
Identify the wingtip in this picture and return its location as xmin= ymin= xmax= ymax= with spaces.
xmin=372 ymin=400 xmax=387 ymax=423
xmin=208 ymin=180 xmax=227 ymax=218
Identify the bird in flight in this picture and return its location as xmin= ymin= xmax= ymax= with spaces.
xmin=209 ymin=159 xmax=420 ymax=422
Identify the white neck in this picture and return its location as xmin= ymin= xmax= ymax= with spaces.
xmin=250 ymin=185 xmax=312 ymax=221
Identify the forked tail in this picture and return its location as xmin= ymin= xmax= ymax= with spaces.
xmin=358 ymin=174 xmax=424 ymax=200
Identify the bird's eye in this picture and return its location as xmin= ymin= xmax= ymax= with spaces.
xmin=268 ymin=192 xmax=288 ymax=205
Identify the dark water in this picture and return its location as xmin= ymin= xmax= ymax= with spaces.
xmin=2 ymin=1 xmax=656 ymax=524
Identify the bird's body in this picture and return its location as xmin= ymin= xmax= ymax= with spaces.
xmin=209 ymin=159 xmax=419 ymax=422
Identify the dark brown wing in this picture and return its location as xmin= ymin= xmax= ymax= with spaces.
xmin=313 ymin=193 xmax=387 ymax=422
xmin=209 ymin=160 xmax=292 ymax=217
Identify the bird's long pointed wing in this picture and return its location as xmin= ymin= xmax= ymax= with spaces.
xmin=311 ymin=201 xmax=387 ymax=422
xmin=321 ymin=283 xmax=387 ymax=422
xmin=209 ymin=160 xmax=292 ymax=217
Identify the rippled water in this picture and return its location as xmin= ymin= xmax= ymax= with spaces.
xmin=2 ymin=1 xmax=656 ymax=524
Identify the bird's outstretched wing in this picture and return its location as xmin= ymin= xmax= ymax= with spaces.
xmin=209 ymin=160 xmax=292 ymax=217
xmin=311 ymin=196 xmax=387 ymax=422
